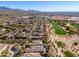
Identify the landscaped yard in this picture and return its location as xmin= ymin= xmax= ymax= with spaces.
xmin=64 ymin=50 xmax=75 ymax=57
xmin=51 ymin=21 xmax=67 ymax=35
xmin=56 ymin=41 xmax=65 ymax=48
xmin=75 ymin=23 xmax=79 ymax=29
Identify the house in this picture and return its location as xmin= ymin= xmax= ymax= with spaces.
xmin=31 ymin=32 xmax=44 ymax=36
xmin=29 ymin=40 xmax=43 ymax=46
xmin=22 ymin=52 xmax=42 ymax=57
xmin=17 ymin=32 xmax=27 ymax=39
xmin=30 ymin=36 xmax=43 ymax=40
xmin=28 ymin=42 xmax=42 ymax=46
xmin=25 ymin=45 xmax=46 ymax=53
xmin=23 ymin=28 xmax=30 ymax=33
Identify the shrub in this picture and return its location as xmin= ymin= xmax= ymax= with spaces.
xmin=64 ymin=50 xmax=75 ymax=57
xmin=56 ymin=41 xmax=65 ymax=48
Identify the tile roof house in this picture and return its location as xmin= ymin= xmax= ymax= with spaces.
xmin=25 ymin=45 xmax=46 ymax=53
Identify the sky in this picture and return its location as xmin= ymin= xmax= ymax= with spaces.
xmin=0 ymin=1 xmax=79 ymax=12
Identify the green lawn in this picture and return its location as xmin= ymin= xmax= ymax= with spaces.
xmin=64 ymin=50 xmax=75 ymax=57
xmin=75 ymin=23 xmax=79 ymax=29
xmin=56 ymin=41 xmax=65 ymax=48
xmin=51 ymin=21 xmax=67 ymax=35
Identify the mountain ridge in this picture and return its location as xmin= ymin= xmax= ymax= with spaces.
xmin=0 ymin=6 xmax=79 ymax=16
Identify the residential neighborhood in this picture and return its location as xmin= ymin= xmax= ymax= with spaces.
xmin=0 ymin=1 xmax=79 ymax=57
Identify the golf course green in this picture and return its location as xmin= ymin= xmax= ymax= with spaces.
xmin=51 ymin=21 xmax=67 ymax=35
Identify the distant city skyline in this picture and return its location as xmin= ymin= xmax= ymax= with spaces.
xmin=0 ymin=1 xmax=79 ymax=12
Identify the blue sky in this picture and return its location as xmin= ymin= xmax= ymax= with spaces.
xmin=0 ymin=1 xmax=79 ymax=12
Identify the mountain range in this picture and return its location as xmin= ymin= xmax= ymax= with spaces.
xmin=0 ymin=6 xmax=79 ymax=16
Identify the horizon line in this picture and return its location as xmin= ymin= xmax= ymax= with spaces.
xmin=0 ymin=6 xmax=79 ymax=12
